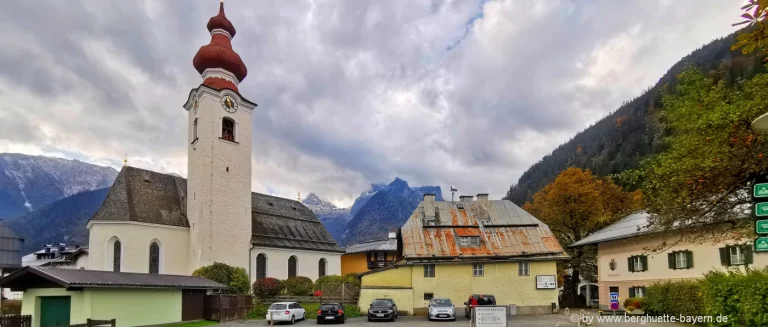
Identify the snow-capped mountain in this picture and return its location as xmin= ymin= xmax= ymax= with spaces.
xmin=302 ymin=193 xmax=350 ymax=244
xmin=0 ymin=153 xmax=118 ymax=218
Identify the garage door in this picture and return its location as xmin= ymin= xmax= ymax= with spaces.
xmin=40 ymin=296 xmax=70 ymax=327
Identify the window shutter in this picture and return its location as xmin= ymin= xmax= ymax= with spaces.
xmin=685 ymin=251 xmax=694 ymax=269
xmin=641 ymin=256 xmax=648 ymax=272
xmin=629 ymin=287 xmax=636 ymax=298
xmin=719 ymin=247 xmax=730 ymax=266
xmin=668 ymin=252 xmax=676 ymax=269
xmin=628 ymin=257 xmax=634 ymax=272
xmin=743 ymin=245 xmax=754 ymax=265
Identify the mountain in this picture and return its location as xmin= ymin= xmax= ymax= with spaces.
xmin=5 ymin=187 xmax=109 ymax=253
xmin=503 ymin=30 xmax=767 ymax=206
xmin=302 ymin=193 xmax=350 ymax=243
xmin=0 ymin=153 xmax=118 ymax=218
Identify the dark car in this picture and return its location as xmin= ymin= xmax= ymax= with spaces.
xmin=367 ymin=298 xmax=398 ymax=322
xmin=317 ymin=303 xmax=346 ymax=324
xmin=464 ymin=294 xmax=496 ymax=318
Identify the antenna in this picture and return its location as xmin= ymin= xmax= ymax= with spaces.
xmin=450 ymin=186 xmax=458 ymax=202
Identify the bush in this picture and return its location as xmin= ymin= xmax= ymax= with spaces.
xmin=645 ymin=280 xmax=704 ymax=317
xmin=252 ymin=277 xmax=282 ymax=298
xmin=192 ymin=262 xmax=250 ymax=294
xmin=315 ymin=274 xmax=345 ymax=288
xmin=283 ymin=276 xmax=314 ymax=296
xmin=702 ymin=267 xmax=768 ymax=327
xmin=622 ymin=297 xmax=645 ymax=310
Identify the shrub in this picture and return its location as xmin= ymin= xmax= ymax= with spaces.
xmin=252 ymin=277 xmax=282 ymax=298
xmin=315 ymin=274 xmax=345 ymax=288
xmin=644 ymin=280 xmax=703 ymax=317
xmin=622 ymin=297 xmax=645 ymax=310
xmin=626 ymin=305 xmax=635 ymax=312
xmin=192 ymin=262 xmax=250 ymax=294
xmin=702 ymin=267 xmax=768 ymax=327
xmin=283 ymin=276 xmax=314 ymax=296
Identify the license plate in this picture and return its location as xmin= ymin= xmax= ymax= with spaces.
xmin=438 ymin=314 xmax=447 ymax=317
xmin=376 ymin=314 xmax=384 ymax=317
xmin=325 ymin=316 xmax=335 ymax=319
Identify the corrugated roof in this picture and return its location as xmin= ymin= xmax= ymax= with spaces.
xmin=400 ymin=199 xmax=568 ymax=260
xmin=0 ymin=221 xmax=23 ymax=269
xmin=570 ymin=211 xmax=652 ymax=247
xmin=344 ymin=238 xmax=397 ymax=254
xmin=90 ymin=166 xmax=343 ymax=253
xmin=0 ymin=266 xmax=225 ymax=290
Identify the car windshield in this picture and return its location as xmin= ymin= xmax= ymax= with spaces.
xmin=430 ymin=299 xmax=452 ymax=307
xmin=476 ymin=295 xmax=496 ymax=305
xmin=320 ymin=304 xmax=340 ymax=310
xmin=269 ymin=304 xmax=287 ymax=310
xmin=372 ymin=299 xmax=393 ymax=306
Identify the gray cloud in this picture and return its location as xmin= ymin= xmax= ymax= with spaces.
xmin=0 ymin=0 xmax=742 ymax=206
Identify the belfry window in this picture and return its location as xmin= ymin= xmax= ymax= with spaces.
xmin=222 ymin=117 xmax=235 ymax=142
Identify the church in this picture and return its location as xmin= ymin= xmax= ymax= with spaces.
xmin=85 ymin=2 xmax=344 ymax=282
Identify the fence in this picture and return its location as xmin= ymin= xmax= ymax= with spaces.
xmin=0 ymin=315 xmax=31 ymax=327
xmin=63 ymin=319 xmax=116 ymax=327
xmin=204 ymin=294 xmax=253 ymax=322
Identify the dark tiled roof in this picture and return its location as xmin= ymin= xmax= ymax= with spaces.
xmin=89 ymin=166 xmax=343 ymax=253
xmin=0 ymin=266 xmax=225 ymax=290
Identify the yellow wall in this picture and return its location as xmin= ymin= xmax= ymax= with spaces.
xmin=359 ymin=261 xmax=559 ymax=314
xmin=341 ymin=252 xmax=397 ymax=275
xmin=21 ymin=288 xmax=89 ymax=327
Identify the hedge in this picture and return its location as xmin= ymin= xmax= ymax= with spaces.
xmin=191 ymin=262 xmax=250 ymax=294
xmin=252 ymin=277 xmax=282 ymax=298
xmin=701 ymin=267 xmax=768 ymax=327
xmin=315 ymin=274 xmax=360 ymax=289
xmin=283 ymin=276 xmax=314 ymax=296
xmin=645 ymin=280 xmax=704 ymax=317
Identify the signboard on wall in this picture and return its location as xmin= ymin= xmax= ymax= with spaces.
xmin=473 ymin=306 xmax=508 ymax=327
xmin=536 ymin=275 xmax=557 ymax=289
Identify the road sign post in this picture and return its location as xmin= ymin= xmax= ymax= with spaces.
xmin=609 ymin=292 xmax=619 ymax=313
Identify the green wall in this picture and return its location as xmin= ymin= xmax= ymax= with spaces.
xmin=21 ymin=289 xmax=88 ymax=327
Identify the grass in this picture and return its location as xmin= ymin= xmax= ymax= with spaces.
xmin=169 ymin=321 xmax=218 ymax=327
xmin=248 ymin=302 xmax=362 ymax=320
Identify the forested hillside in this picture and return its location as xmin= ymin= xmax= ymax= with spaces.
xmin=504 ymin=30 xmax=767 ymax=205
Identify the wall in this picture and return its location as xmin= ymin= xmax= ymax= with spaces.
xmin=88 ymin=289 xmax=181 ymax=327
xmin=250 ymin=246 xmax=342 ymax=282
xmin=87 ymin=221 xmax=189 ymax=274
xmin=75 ymin=254 xmax=88 ymax=269
xmin=596 ymin=231 xmax=768 ymax=308
xmin=359 ymin=266 xmax=414 ymax=314
xmin=21 ymin=288 xmax=88 ymax=327
xmin=341 ymin=253 xmax=368 ymax=275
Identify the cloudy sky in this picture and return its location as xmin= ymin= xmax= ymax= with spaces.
xmin=0 ymin=0 xmax=743 ymax=206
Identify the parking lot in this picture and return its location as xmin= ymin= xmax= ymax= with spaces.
xmin=219 ymin=314 xmax=579 ymax=327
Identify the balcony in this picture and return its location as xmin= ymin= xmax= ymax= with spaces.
xmin=367 ymin=260 xmax=394 ymax=270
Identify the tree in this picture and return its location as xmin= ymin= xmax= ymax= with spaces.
xmin=523 ymin=168 xmax=640 ymax=308
xmin=620 ymin=68 xmax=768 ymax=241
xmin=192 ymin=262 xmax=251 ymax=294
xmin=732 ymin=0 xmax=768 ymax=61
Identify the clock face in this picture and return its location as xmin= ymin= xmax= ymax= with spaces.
xmin=221 ymin=95 xmax=238 ymax=113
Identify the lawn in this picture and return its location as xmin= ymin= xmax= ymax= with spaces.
xmin=248 ymin=302 xmax=362 ymax=320
xmin=170 ymin=321 xmax=219 ymax=327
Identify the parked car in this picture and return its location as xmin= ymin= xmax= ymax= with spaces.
xmin=265 ymin=302 xmax=306 ymax=325
xmin=427 ymin=298 xmax=456 ymax=321
xmin=317 ymin=302 xmax=346 ymax=324
xmin=464 ymin=294 xmax=497 ymax=318
xmin=367 ymin=298 xmax=398 ymax=322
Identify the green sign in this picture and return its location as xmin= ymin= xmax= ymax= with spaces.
xmin=755 ymin=237 xmax=768 ymax=252
xmin=758 ymin=219 xmax=768 ymax=235
xmin=756 ymin=203 xmax=768 ymax=217
xmin=756 ymin=183 xmax=768 ymax=197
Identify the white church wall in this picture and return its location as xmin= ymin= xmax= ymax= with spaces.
xmin=250 ymin=247 xmax=342 ymax=282
xmin=75 ymin=253 xmax=89 ymax=269
xmin=87 ymin=221 xmax=189 ymax=274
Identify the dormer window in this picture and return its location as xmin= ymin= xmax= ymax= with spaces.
xmin=459 ymin=236 xmax=480 ymax=247
xmin=222 ymin=117 xmax=235 ymax=142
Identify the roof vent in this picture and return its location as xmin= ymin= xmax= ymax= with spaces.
xmin=457 ymin=203 xmax=465 ymax=209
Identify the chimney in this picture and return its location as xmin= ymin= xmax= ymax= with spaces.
xmin=388 ymin=232 xmax=397 ymax=239
xmin=476 ymin=193 xmax=489 ymax=203
xmin=459 ymin=195 xmax=474 ymax=202
xmin=423 ymin=194 xmax=436 ymax=225
xmin=423 ymin=193 xmax=436 ymax=203
xmin=44 ymin=244 xmax=52 ymax=253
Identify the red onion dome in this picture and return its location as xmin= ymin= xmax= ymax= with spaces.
xmin=192 ymin=2 xmax=248 ymax=82
xmin=207 ymin=2 xmax=236 ymax=37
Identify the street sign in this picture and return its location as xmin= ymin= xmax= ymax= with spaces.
xmin=756 ymin=203 xmax=768 ymax=217
xmin=755 ymin=237 xmax=768 ymax=252
xmin=536 ymin=275 xmax=556 ymax=289
xmin=755 ymin=183 xmax=768 ymax=198
xmin=610 ymin=302 xmax=619 ymax=310
xmin=757 ymin=220 xmax=768 ymax=235
xmin=609 ymin=292 xmax=618 ymax=303
xmin=473 ymin=306 xmax=508 ymax=327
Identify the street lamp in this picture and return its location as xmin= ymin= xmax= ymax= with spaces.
xmin=752 ymin=112 xmax=768 ymax=133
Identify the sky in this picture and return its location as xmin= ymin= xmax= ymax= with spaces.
xmin=0 ymin=0 xmax=744 ymax=207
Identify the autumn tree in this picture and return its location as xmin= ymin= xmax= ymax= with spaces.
xmin=524 ymin=168 xmax=640 ymax=308
xmin=732 ymin=0 xmax=768 ymax=61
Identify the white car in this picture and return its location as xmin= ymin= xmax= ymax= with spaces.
xmin=428 ymin=298 xmax=456 ymax=321
xmin=266 ymin=302 xmax=306 ymax=324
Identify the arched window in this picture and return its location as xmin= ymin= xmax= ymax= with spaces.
xmin=192 ymin=118 xmax=198 ymax=141
xmin=113 ymin=240 xmax=121 ymax=272
xmin=149 ymin=242 xmax=160 ymax=274
xmin=222 ymin=117 xmax=235 ymax=142
xmin=318 ymin=258 xmax=327 ymax=278
xmin=288 ymin=256 xmax=298 ymax=278
xmin=256 ymin=253 xmax=267 ymax=279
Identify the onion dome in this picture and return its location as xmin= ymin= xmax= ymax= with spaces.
xmin=192 ymin=1 xmax=247 ymax=90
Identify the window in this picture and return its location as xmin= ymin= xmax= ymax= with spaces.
xmin=633 ymin=256 xmax=643 ymax=271
xmin=113 ymin=240 xmax=121 ymax=272
xmin=668 ymin=250 xmax=693 ymax=269
xmin=628 ymin=255 xmax=647 ymax=272
xmin=473 ymin=263 xmax=484 ymax=277
xmin=318 ymin=258 xmax=327 ymax=278
xmin=424 ymin=293 xmax=434 ymax=301
xmin=424 ymin=264 xmax=435 ymax=278
xmin=11 ymin=292 xmax=22 ymax=300
xmin=222 ymin=117 xmax=235 ymax=141
xmin=720 ymin=245 xmax=753 ymax=266
xmin=518 ymin=261 xmax=530 ymax=276
xmin=377 ymin=252 xmax=385 ymax=261
xmin=629 ymin=286 xmax=646 ymax=298
xmin=149 ymin=241 xmax=160 ymax=274
xmin=288 ymin=256 xmax=297 ymax=278
xmin=192 ymin=118 xmax=198 ymax=142
xmin=256 ymin=253 xmax=267 ymax=279
xmin=730 ymin=246 xmax=744 ymax=265
xmin=459 ymin=236 xmax=480 ymax=247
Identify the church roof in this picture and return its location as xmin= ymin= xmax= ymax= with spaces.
xmin=90 ymin=166 xmax=344 ymax=253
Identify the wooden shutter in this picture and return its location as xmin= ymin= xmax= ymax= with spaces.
xmin=628 ymin=257 xmax=634 ymax=272
xmin=719 ymin=247 xmax=729 ymax=266
xmin=743 ymin=245 xmax=754 ymax=265
xmin=629 ymin=287 xmax=636 ymax=298
xmin=685 ymin=251 xmax=693 ymax=269
xmin=640 ymin=256 xmax=648 ymax=272
xmin=668 ymin=252 xmax=676 ymax=269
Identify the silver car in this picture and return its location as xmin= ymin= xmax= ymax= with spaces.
xmin=427 ymin=298 xmax=456 ymax=321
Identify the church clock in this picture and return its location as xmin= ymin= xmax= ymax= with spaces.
xmin=221 ymin=94 xmax=238 ymax=113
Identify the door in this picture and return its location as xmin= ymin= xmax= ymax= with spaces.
xmin=40 ymin=296 xmax=71 ymax=327
xmin=182 ymin=290 xmax=205 ymax=321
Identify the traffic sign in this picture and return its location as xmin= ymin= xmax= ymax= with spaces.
xmin=757 ymin=220 xmax=768 ymax=235
xmin=756 ymin=203 xmax=768 ymax=217
xmin=755 ymin=183 xmax=768 ymax=198
xmin=755 ymin=237 xmax=768 ymax=252
xmin=610 ymin=302 xmax=619 ymax=310
xmin=610 ymin=292 xmax=618 ymax=303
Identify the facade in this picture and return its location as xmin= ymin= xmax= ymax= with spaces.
xmin=22 ymin=244 xmax=89 ymax=270
xmin=85 ymin=2 xmax=343 ymax=282
xmin=0 ymin=221 xmax=23 ymax=303
xmin=571 ymin=212 xmax=766 ymax=310
xmin=341 ymin=233 xmax=398 ymax=275
xmin=358 ymin=194 xmax=569 ymax=315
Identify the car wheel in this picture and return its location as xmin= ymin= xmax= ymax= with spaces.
xmin=291 ymin=315 xmax=295 ymax=324
xmin=317 ymin=319 xmax=322 ymax=324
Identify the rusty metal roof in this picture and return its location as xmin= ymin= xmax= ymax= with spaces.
xmin=400 ymin=199 xmax=568 ymax=261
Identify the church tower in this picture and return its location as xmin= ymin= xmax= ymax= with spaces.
xmin=183 ymin=1 xmax=255 ymax=272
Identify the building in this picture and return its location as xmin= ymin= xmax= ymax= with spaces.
xmin=341 ymin=233 xmax=398 ymax=275
xmin=21 ymin=244 xmax=89 ymax=270
xmin=0 ymin=266 xmax=224 ymax=327
xmin=571 ymin=211 xmax=765 ymax=310
xmin=358 ymin=194 xmax=569 ymax=315
xmin=84 ymin=2 xmax=343 ymax=282
xmin=0 ymin=221 xmax=23 ymax=302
